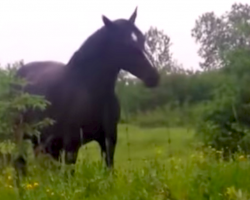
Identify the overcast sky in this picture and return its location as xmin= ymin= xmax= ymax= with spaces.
xmin=0 ymin=0 xmax=248 ymax=70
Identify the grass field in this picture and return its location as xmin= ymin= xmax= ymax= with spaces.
xmin=0 ymin=125 xmax=250 ymax=200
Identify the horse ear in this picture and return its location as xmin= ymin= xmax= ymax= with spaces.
xmin=102 ymin=15 xmax=114 ymax=28
xmin=129 ymin=7 xmax=137 ymax=23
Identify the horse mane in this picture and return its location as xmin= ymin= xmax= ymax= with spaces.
xmin=67 ymin=18 xmax=132 ymax=69
xmin=67 ymin=24 xmax=108 ymax=68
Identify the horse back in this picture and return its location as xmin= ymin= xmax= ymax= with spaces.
xmin=14 ymin=61 xmax=66 ymax=121
xmin=16 ymin=61 xmax=65 ymax=95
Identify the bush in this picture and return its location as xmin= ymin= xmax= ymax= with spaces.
xmin=0 ymin=61 xmax=53 ymax=163
xmin=196 ymin=48 xmax=250 ymax=157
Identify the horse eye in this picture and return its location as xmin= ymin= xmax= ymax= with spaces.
xmin=131 ymin=32 xmax=138 ymax=42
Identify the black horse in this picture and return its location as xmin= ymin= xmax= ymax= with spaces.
xmin=17 ymin=8 xmax=160 ymax=168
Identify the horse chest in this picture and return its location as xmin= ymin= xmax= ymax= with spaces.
xmin=48 ymin=89 xmax=105 ymax=125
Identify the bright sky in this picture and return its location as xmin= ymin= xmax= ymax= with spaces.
xmin=0 ymin=0 xmax=248 ymax=70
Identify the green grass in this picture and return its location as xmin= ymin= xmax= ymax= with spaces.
xmin=78 ymin=125 xmax=194 ymax=167
xmin=0 ymin=125 xmax=250 ymax=200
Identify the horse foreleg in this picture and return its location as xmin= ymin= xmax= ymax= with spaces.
xmin=104 ymin=138 xmax=116 ymax=169
xmin=63 ymin=127 xmax=80 ymax=165
xmin=64 ymin=151 xmax=78 ymax=164
xmin=102 ymin=99 xmax=119 ymax=169
xmin=97 ymin=136 xmax=106 ymax=164
xmin=103 ymin=127 xmax=117 ymax=169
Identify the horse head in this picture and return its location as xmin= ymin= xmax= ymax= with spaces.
xmin=67 ymin=7 xmax=159 ymax=88
xmin=101 ymin=7 xmax=160 ymax=87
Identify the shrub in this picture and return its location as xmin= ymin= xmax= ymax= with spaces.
xmin=0 ymin=61 xmax=53 ymax=163
xmin=196 ymin=48 xmax=250 ymax=157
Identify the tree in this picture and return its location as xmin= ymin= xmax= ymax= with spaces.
xmin=145 ymin=27 xmax=177 ymax=73
xmin=191 ymin=3 xmax=250 ymax=70
xmin=195 ymin=19 xmax=250 ymax=156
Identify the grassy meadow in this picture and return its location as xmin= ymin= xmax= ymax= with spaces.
xmin=0 ymin=124 xmax=250 ymax=200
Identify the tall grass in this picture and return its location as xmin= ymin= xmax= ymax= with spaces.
xmin=0 ymin=125 xmax=250 ymax=200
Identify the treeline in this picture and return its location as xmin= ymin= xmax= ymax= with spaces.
xmin=116 ymin=69 xmax=222 ymax=127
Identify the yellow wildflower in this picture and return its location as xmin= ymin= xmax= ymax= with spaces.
xmin=26 ymin=184 xmax=33 ymax=189
xmin=33 ymin=182 xmax=39 ymax=187
xmin=225 ymin=186 xmax=247 ymax=199
xmin=238 ymin=155 xmax=246 ymax=161
xmin=226 ymin=186 xmax=236 ymax=196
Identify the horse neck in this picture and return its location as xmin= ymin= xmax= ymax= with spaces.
xmin=66 ymin=54 xmax=119 ymax=98
xmin=66 ymin=29 xmax=119 ymax=98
